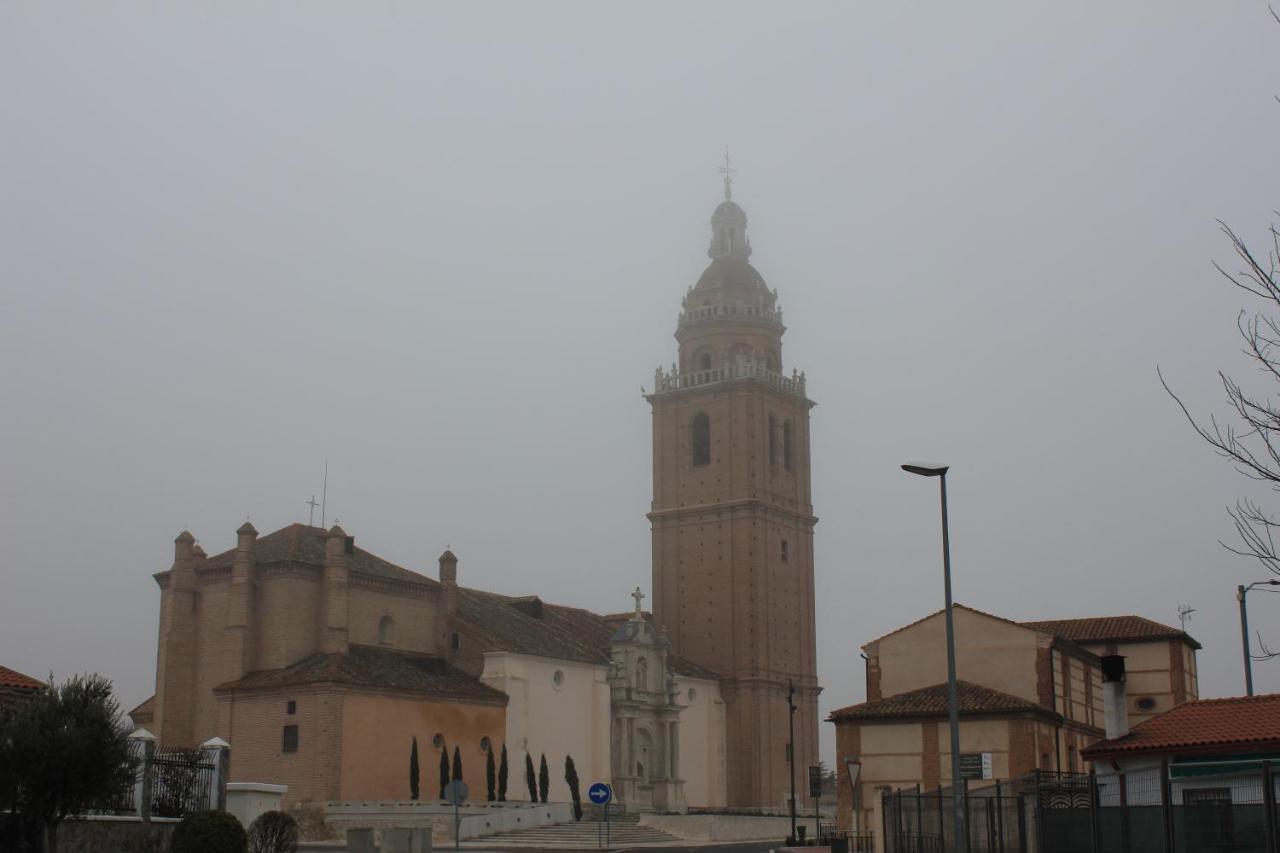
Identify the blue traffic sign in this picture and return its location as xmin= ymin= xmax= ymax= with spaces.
xmin=588 ymin=782 xmax=612 ymax=805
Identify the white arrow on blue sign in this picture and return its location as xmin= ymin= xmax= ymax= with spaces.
xmin=588 ymin=782 xmax=612 ymax=805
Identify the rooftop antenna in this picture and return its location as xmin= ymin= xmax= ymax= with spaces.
xmin=306 ymin=495 xmax=319 ymax=527
xmin=1177 ymin=604 xmax=1195 ymax=632
xmin=717 ymin=146 xmax=737 ymax=200
xmin=321 ymin=460 xmax=329 ymax=529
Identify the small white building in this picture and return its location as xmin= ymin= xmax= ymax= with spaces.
xmin=1084 ymin=692 xmax=1280 ymax=806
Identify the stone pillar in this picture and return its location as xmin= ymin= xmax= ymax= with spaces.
xmin=669 ymin=720 xmax=680 ymax=781
xmin=320 ymin=525 xmax=351 ymax=654
xmin=224 ymin=522 xmax=258 ymax=680
xmin=201 ymin=736 xmax=231 ymax=812
xmin=155 ymin=532 xmax=198 ymax=746
xmin=129 ymin=728 xmax=156 ymax=821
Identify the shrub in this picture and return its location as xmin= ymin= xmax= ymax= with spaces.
xmin=564 ymin=755 xmax=582 ymax=821
xmin=247 ymin=810 xmax=298 ymax=853
xmin=172 ymin=810 xmax=247 ymax=853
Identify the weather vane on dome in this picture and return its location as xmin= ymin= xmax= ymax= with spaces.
xmin=717 ymin=146 xmax=737 ymax=201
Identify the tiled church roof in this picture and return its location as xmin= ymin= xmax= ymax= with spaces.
xmin=457 ymin=588 xmax=720 ymax=681
xmin=1082 ymin=694 xmax=1280 ymax=758
xmin=215 ymin=644 xmax=508 ymax=705
xmin=1020 ymin=615 xmax=1200 ymax=649
xmin=199 ymin=524 xmax=433 ymax=587
xmin=827 ymin=681 xmax=1047 ymax=722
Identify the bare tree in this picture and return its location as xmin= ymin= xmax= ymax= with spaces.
xmin=1162 ymin=213 xmax=1280 ymax=663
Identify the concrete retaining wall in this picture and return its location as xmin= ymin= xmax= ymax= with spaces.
xmin=57 ymin=815 xmax=180 ymax=853
xmin=639 ymin=812 xmax=796 ymax=841
xmin=324 ymin=801 xmax=571 ymax=840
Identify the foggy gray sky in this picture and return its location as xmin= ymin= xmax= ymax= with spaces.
xmin=3 ymin=3 xmax=1280 ymax=764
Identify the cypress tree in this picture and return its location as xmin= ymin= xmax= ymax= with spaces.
xmin=439 ymin=739 xmax=449 ymax=800
xmin=498 ymin=744 xmax=509 ymax=802
xmin=564 ymin=755 xmax=582 ymax=821
xmin=452 ymin=745 xmax=463 ymax=782
xmin=525 ymin=753 xmax=538 ymax=802
xmin=538 ymin=753 xmax=550 ymax=804
xmin=486 ymin=746 xmax=497 ymax=801
xmin=409 ymin=737 xmax=420 ymax=801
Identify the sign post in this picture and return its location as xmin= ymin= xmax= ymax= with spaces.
xmin=958 ymin=753 xmax=993 ymax=781
xmin=445 ymin=780 xmax=469 ymax=852
xmin=588 ymin=782 xmax=612 ymax=849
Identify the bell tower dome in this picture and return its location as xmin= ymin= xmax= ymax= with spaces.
xmin=646 ymin=173 xmax=820 ymax=810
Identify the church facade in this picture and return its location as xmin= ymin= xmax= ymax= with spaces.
xmin=132 ymin=176 xmax=816 ymax=813
xmin=133 ymin=523 xmax=727 ymax=808
xmin=647 ymin=178 xmax=822 ymax=809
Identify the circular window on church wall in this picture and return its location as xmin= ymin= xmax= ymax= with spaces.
xmin=432 ymin=734 xmax=443 ymax=749
xmin=552 ymin=670 xmax=565 ymax=689
xmin=480 ymin=736 xmax=491 ymax=753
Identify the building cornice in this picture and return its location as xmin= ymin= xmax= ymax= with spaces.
xmin=648 ymin=498 xmax=818 ymax=526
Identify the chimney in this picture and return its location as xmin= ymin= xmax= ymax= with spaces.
xmin=320 ymin=525 xmax=351 ymax=654
xmin=1101 ymin=655 xmax=1129 ymax=740
xmin=224 ymin=522 xmax=258 ymax=679
xmin=156 ymin=531 xmax=199 ymax=745
xmin=439 ymin=550 xmax=458 ymax=618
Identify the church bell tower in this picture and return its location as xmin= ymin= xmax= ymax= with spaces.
xmin=646 ymin=170 xmax=820 ymax=809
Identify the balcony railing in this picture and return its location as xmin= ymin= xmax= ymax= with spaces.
xmin=678 ymin=301 xmax=783 ymax=328
xmin=649 ymin=359 xmax=807 ymax=399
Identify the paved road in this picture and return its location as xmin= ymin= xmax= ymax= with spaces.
xmin=470 ymin=841 xmax=781 ymax=853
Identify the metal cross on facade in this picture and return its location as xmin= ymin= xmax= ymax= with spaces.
xmin=717 ymin=146 xmax=737 ymax=200
xmin=631 ymin=586 xmax=645 ymax=617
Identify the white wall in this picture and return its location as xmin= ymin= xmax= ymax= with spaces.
xmin=480 ymin=652 xmax=611 ymax=801
xmin=673 ymin=675 xmax=727 ymax=808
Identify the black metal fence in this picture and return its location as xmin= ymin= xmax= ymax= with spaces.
xmin=883 ymin=765 xmax=1280 ymax=853
xmin=87 ymin=742 xmax=216 ymax=818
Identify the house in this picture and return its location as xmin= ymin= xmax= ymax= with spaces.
xmin=1082 ymin=693 xmax=1280 ymax=805
xmin=0 ymin=666 xmax=45 ymax=710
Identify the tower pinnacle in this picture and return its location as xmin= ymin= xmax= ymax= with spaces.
xmin=717 ymin=147 xmax=737 ymax=201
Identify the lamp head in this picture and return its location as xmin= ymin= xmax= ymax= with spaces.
xmin=902 ymin=462 xmax=949 ymax=477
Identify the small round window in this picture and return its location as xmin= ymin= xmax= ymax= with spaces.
xmin=480 ymin=736 xmax=491 ymax=753
xmin=687 ymin=688 xmax=697 ymax=703
xmin=1136 ymin=697 xmax=1157 ymax=711
xmin=552 ymin=670 xmax=565 ymax=689
xmin=432 ymin=733 xmax=444 ymax=749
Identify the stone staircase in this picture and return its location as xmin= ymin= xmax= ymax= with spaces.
xmin=477 ymin=812 xmax=682 ymax=849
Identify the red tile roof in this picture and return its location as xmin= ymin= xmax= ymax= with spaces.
xmin=1082 ymin=694 xmax=1280 ymax=758
xmin=0 ymin=666 xmax=44 ymax=691
xmin=828 ymin=681 xmax=1049 ymax=722
xmin=196 ymin=524 xmax=434 ymax=588
xmin=1021 ymin=616 xmax=1200 ymax=650
xmin=215 ymin=644 xmax=509 ymax=705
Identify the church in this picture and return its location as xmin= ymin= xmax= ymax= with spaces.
xmin=132 ymin=176 xmax=822 ymax=813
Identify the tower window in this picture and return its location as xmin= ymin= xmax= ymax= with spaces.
xmin=783 ymin=420 xmax=794 ymax=471
xmin=282 ymin=725 xmax=299 ymax=753
xmin=692 ymin=413 xmax=711 ymax=466
xmin=696 ymin=350 xmax=712 ymax=371
xmin=286 ymin=700 xmax=296 ymax=715
xmin=768 ymin=414 xmax=778 ymax=465
xmin=781 ymin=540 xmax=789 ymax=562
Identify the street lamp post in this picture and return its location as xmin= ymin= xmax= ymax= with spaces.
xmin=788 ymin=679 xmax=798 ymax=843
xmin=1237 ymin=579 xmax=1280 ymax=696
xmin=902 ymin=462 xmax=966 ymax=853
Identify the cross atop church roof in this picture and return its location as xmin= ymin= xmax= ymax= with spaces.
xmin=717 ymin=146 xmax=737 ymax=201
xmin=631 ymin=586 xmax=645 ymax=619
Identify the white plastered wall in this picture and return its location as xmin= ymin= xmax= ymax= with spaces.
xmin=480 ymin=652 xmax=611 ymax=801
xmin=673 ymin=675 xmax=727 ymax=808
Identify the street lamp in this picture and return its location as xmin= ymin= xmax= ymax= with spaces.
xmin=902 ymin=462 xmax=966 ymax=853
xmin=1237 ymin=579 xmax=1280 ymax=696
xmin=787 ymin=678 xmax=798 ymax=843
